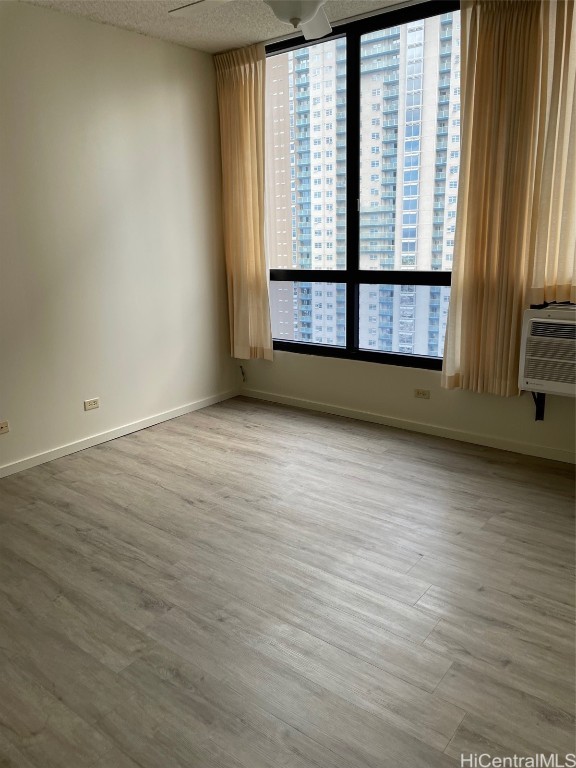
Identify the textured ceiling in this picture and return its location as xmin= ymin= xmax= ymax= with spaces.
xmin=21 ymin=0 xmax=401 ymax=53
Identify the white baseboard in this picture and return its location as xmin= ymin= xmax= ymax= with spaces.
xmin=0 ymin=390 xmax=239 ymax=479
xmin=242 ymin=388 xmax=575 ymax=464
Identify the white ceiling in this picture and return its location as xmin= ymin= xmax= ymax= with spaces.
xmin=21 ymin=0 xmax=401 ymax=54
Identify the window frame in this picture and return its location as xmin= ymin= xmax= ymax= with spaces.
xmin=266 ymin=0 xmax=460 ymax=371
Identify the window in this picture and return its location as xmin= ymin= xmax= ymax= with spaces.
xmin=266 ymin=0 xmax=460 ymax=369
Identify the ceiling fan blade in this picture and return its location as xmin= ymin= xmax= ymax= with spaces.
xmin=301 ymin=5 xmax=331 ymax=40
xmin=169 ymin=0 xmax=233 ymax=18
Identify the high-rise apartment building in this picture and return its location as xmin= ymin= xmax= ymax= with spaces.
xmin=267 ymin=11 xmax=460 ymax=358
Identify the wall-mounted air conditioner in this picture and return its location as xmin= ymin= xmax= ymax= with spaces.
xmin=519 ymin=306 xmax=576 ymax=396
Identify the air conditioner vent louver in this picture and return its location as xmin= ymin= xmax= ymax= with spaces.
xmin=526 ymin=338 xmax=576 ymax=362
xmin=531 ymin=321 xmax=576 ymax=340
xmin=519 ymin=307 xmax=576 ymax=396
xmin=524 ymin=358 xmax=576 ymax=385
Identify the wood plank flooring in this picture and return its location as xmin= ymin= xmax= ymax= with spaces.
xmin=0 ymin=396 xmax=574 ymax=767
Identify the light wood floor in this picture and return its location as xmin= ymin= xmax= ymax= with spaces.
xmin=0 ymin=397 xmax=574 ymax=768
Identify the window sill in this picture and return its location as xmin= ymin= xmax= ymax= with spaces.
xmin=273 ymin=340 xmax=443 ymax=370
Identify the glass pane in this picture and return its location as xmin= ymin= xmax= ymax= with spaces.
xmin=359 ymin=12 xmax=461 ymax=270
xmin=266 ymin=39 xmax=346 ymax=270
xmin=359 ymin=284 xmax=450 ymax=357
xmin=270 ymin=282 xmax=346 ymax=346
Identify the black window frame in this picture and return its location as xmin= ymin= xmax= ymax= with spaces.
xmin=266 ymin=0 xmax=460 ymax=371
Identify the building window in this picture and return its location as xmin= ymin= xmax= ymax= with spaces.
xmin=266 ymin=0 xmax=459 ymax=368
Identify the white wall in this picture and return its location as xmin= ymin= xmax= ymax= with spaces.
xmin=0 ymin=2 xmax=238 ymax=476
xmin=243 ymin=353 xmax=576 ymax=463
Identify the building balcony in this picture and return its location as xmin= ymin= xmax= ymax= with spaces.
xmin=360 ymin=218 xmax=393 ymax=227
xmin=362 ymin=28 xmax=399 ymax=43
xmin=360 ymin=43 xmax=401 ymax=60
xmin=359 ymin=60 xmax=381 ymax=75
xmin=361 ymin=246 xmax=391 ymax=253
xmin=361 ymin=205 xmax=395 ymax=214
xmin=359 ymin=233 xmax=393 ymax=241
xmin=360 ymin=58 xmax=400 ymax=74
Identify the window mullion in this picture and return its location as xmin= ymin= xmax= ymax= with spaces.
xmin=346 ymin=30 xmax=361 ymax=353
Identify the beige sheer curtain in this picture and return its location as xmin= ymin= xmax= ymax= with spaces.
xmin=214 ymin=44 xmax=273 ymax=361
xmin=530 ymin=0 xmax=576 ymax=304
xmin=442 ymin=0 xmax=575 ymax=396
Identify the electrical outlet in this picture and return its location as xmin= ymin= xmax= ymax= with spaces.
xmin=0 ymin=420 xmax=9 ymax=435
xmin=84 ymin=398 xmax=100 ymax=411
xmin=414 ymin=389 xmax=431 ymax=400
